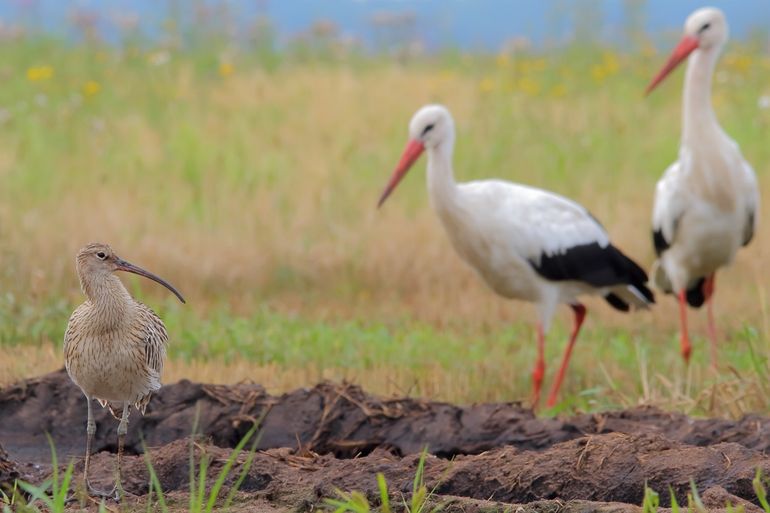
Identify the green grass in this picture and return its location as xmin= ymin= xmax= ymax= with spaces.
xmin=144 ymin=423 xmax=260 ymax=513
xmin=325 ymin=448 xmax=444 ymax=513
xmin=0 ymin=26 xmax=769 ymax=412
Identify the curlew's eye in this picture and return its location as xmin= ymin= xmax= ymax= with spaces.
xmin=422 ymin=123 xmax=435 ymax=136
xmin=96 ymin=252 xmax=107 ymax=260
xmin=699 ymin=22 xmax=711 ymax=33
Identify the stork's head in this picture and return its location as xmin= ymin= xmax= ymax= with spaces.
xmin=645 ymin=7 xmax=728 ymax=94
xmin=377 ymin=104 xmax=454 ymax=207
xmin=76 ymin=242 xmax=186 ymax=303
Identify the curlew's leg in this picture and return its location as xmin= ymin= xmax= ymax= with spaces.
xmin=530 ymin=323 xmax=546 ymax=407
xmin=703 ymin=274 xmax=717 ymax=368
xmin=84 ymin=396 xmax=96 ymax=492
xmin=82 ymin=397 xmax=119 ymax=498
xmin=546 ymin=304 xmax=586 ymax=408
xmin=114 ymin=402 xmax=130 ymax=498
xmin=678 ymin=290 xmax=691 ymax=364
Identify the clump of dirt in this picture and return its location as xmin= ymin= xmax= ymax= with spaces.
xmin=3 ymin=371 xmax=770 ymax=511
xmin=0 ymin=443 xmax=22 ymax=491
xmin=78 ymin=432 xmax=765 ymax=511
xmin=2 ymin=370 xmax=770 ymax=467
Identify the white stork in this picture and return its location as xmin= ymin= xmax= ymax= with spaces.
xmin=378 ymin=104 xmax=654 ymax=407
xmin=646 ymin=7 xmax=759 ymax=366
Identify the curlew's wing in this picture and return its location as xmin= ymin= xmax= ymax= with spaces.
xmin=134 ymin=303 xmax=169 ymax=413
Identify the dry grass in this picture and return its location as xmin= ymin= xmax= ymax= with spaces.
xmin=1 ymin=45 xmax=769 ymax=411
xmin=1 ymin=65 xmax=768 ymax=326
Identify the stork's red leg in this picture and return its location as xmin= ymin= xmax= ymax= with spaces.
xmin=704 ymin=273 xmax=717 ymax=368
xmin=530 ymin=323 xmax=545 ymax=407
xmin=678 ymin=290 xmax=692 ymax=364
xmin=546 ymin=304 xmax=586 ymax=408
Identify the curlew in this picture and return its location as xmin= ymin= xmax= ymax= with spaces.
xmin=646 ymin=7 xmax=759 ymax=366
xmin=378 ymin=105 xmax=654 ymax=407
xmin=64 ymin=242 xmax=185 ymax=497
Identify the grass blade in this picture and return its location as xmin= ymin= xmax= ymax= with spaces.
xmin=754 ymin=468 xmax=770 ymax=513
xmin=669 ymin=486 xmax=679 ymax=513
xmin=205 ymin=425 xmax=258 ymax=512
xmin=377 ymin=473 xmax=391 ymax=513
xmin=223 ymin=424 xmax=264 ymax=509
xmin=143 ymin=449 xmax=169 ymax=513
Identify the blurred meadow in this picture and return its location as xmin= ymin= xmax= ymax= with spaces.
xmin=0 ymin=0 xmax=769 ymax=415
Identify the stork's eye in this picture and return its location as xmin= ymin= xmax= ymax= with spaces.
xmin=96 ymin=252 xmax=107 ymax=260
xmin=422 ymin=123 xmax=435 ymax=136
xmin=699 ymin=22 xmax=711 ymax=33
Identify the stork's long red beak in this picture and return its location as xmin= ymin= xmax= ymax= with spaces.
xmin=116 ymin=258 xmax=186 ymax=303
xmin=645 ymin=35 xmax=699 ymax=95
xmin=377 ymin=139 xmax=425 ymax=208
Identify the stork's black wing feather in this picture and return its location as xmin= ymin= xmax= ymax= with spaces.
xmin=529 ymin=242 xmax=654 ymax=304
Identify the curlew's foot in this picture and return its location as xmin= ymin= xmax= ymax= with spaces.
xmin=85 ymin=479 xmax=120 ymax=501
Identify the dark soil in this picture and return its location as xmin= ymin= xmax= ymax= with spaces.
xmin=0 ymin=443 xmax=21 ymax=488
xmin=2 ymin=370 xmax=770 ymax=511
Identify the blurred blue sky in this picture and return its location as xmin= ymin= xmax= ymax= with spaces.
xmin=0 ymin=0 xmax=768 ymax=49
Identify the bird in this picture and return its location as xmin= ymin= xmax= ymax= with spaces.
xmin=63 ymin=243 xmax=185 ymax=497
xmin=646 ymin=7 xmax=759 ymax=366
xmin=377 ymin=105 xmax=654 ymax=407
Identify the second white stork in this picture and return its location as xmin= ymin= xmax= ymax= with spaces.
xmin=378 ymin=104 xmax=654 ymax=407
xmin=646 ymin=7 xmax=759 ymax=366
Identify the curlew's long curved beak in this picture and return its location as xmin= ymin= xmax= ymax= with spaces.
xmin=645 ymin=35 xmax=699 ymax=95
xmin=115 ymin=258 xmax=186 ymax=303
xmin=377 ymin=139 xmax=425 ymax=208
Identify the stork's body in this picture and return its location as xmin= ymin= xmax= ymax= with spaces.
xmin=64 ymin=243 xmax=185 ymax=497
xmin=647 ymin=7 xmax=759 ymax=364
xmin=379 ymin=105 xmax=654 ymax=407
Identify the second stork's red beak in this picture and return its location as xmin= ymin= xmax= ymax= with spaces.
xmin=645 ymin=35 xmax=699 ymax=95
xmin=377 ymin=139 xmax=425 ymax=208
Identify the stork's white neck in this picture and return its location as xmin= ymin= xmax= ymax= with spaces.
xmin=682 ymin=45 xmax=722 ymax=145
xmin=425 ymin=136 xmax=459 ymax=214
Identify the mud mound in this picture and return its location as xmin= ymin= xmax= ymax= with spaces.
xmin=0 ymin=443 xmax=22 ymax=491
xmin=3 ymin=372 xmax=770 ymax=511
xmin=76 ymin=433 xmax=765 ymax=511
xmin=2 ymin=370 xmax=770 ymax=467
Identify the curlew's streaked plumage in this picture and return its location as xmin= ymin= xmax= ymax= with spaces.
xmin=64 ymin=242 xmax=185 ymax=497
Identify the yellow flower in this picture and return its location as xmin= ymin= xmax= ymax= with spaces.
xmin=495 ymin=52 xmax=510 ymax=69
xmin=591 ymin=65 xmax=606 ymax=84
xmin=531 ymin=58 xmax=547 ymax=71
xmin=602 ymin=52 xmax=620 ymax=75
xmin=219 ymin=62 xmax=234 ymax=77
xmin=478 ymin=77 xmax=495 ymax=94
xmin=83 ymin=80 xmax=101 ymax=97
xmin=732 ymin=54 xmax=752 ymax=74
xmin=550 ymin=84 xmax=567 ymax=97
xmin=26 ymin=66 xmax=54 ymax=82
xmin=517 ymin=77 xmax=540 ymax=96
xmin=640 ymin=43 xmax=657 ymax=58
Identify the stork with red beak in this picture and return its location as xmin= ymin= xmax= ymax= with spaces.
xmin=646 ymin=7 xmax=759 ymax=366
xmin=378 ymin=104 xmax=654 ymax=408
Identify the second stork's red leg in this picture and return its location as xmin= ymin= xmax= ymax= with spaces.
xmin=678 ymin=290 xmax=692 ymax=364
xmin=546 ymin=304 xmax=586 ymax=408
xmin=530 ymin=323 xmax=545 ymax=407
xmin=703 ymin=273 xmax=717 ymax=368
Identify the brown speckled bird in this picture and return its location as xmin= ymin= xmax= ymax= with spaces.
xmin=64 ymin=243 xmax=185 ymax=497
